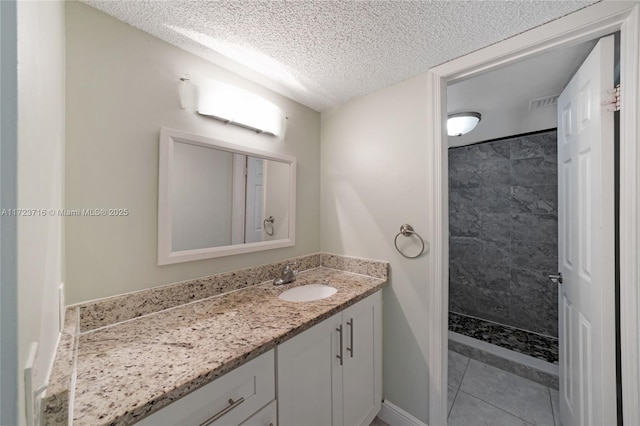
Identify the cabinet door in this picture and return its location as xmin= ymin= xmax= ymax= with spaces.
xmin=277 ymin=314 xmax=343 ymax=426
xmin=342 ymin=292 xmax=382 ymax=426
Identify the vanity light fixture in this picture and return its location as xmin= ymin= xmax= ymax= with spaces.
xmin=178 ymin=75 xmax=191 ymax=109
xmin=197 ymin=79 xmax=286 ymax=137
xmin=447 ymin=112 xmax=481 ymax=137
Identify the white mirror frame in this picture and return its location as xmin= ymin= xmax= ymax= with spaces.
xmin=158 ymin=127 xmax=296 ymax=265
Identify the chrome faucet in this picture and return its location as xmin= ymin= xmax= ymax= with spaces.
xmin=274 ymin=261 xmax=298 ymax=286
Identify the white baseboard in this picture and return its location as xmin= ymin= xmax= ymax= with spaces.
xmin=378 ymin=401 xmax=428 ymax=426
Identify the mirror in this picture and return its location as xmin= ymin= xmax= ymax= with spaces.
xmin=158 ymin=127 xmax=296 ymax=265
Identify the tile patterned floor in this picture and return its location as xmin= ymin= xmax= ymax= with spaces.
xmin=449 ymin=312 xmax=559 ymax=364
xmin=448 ymin=350 xmax=560 ymax=426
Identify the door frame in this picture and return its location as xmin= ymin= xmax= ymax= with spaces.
xmin=0 ymin=0 xmax=18 ymax=424
xmin=425 ymin=3 xmax=640 ymax=425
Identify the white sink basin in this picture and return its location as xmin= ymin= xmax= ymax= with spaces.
xmin=278 ymin=284 xmax=337 ymax=302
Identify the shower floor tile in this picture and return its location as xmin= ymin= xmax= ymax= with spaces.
xmin=449 ymin=311 xmax=559 ymax=364
xmin=448 ymin=351 xmax=559 ymax=426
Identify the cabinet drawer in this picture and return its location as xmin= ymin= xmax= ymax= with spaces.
xmin=239 ymin=400 xmax=276 ymax=426
xmin=136 ymin=350 xmax=275 ymax=426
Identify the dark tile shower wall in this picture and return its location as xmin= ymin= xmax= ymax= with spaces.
xmin=449 ymin=130 xmax=559 ymax=338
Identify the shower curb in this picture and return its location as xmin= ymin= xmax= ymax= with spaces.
xmin=449 ymin=331 xmax=559 ymax=390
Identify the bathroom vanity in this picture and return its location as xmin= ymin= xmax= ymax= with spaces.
xmin=41 ymin=130 xmax=388 ymax=426
xmin=43 ymin=254 xmax=387 ymax=426
xmin=138 ymin=291 xmax=381 ymax=426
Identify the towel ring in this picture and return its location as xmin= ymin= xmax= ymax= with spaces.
xmin=394 ymin=224 xmax=425 ymax=259
xmin=263 ymin=216 xmax=275 ymax=236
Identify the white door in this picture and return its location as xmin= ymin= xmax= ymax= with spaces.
xmin=244 ymin=156 xmax=264 ymax=243
xmin=557 ymin=35 xmax=616 ymax=426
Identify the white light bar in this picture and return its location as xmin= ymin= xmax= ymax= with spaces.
xmin=197 ymin=79 xmax=286 ymax=137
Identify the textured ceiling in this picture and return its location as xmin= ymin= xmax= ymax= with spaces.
xmin=83 ymin=0 xmax=597 ymax=112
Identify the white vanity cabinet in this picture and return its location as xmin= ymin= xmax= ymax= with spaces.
xmin=277 ymin=291 xmax=382 ymax=426
xmin=136 ymin=350 xmax=275 ymax=426
xmin=134 ymin=291 xmax=382 ymax=426
xmin=239 ymin=400 xmax=277 ymax=426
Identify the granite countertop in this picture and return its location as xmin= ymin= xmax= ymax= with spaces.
xmin=71 ymin=266 xmax=387 ymax=425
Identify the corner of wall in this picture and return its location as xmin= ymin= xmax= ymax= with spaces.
xmin=319 ymin=74 xmax=432 ymax=423
xmin=16 ymin=0 xmax=66 ymax=424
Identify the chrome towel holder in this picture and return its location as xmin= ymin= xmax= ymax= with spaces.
xmin=394 ymin=224 xmax=426 ymax=259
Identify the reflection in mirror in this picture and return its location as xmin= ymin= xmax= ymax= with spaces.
xmin=159 ymin=127 xmax=296 ymax=264
xmin=171 ymin=143 xmax=291 ymax=251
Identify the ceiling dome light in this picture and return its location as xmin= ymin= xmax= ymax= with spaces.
xmin=447 ymin=112 xmax=481 ymax=137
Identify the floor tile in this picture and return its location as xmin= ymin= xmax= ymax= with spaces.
xmin=549 ymin=389 xmax=560 ymax=426
xmin=448 ymin=391 xmax=532 ymax=426
xmin=369 ymin=416 xmax=389 ymax=426
xmin=448 ymin=384 xmax=458 ymax=416
xmin=460 ymin=359 xmax=554 ymax=425
xmin=447 ymin=337 xmax=559 ymax=389
xmin=448 ymin=350 xmax=470 ymax=389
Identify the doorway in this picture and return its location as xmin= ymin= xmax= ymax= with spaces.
xmin=424 ymin=3 xmax=640 ymax=426
xmin=445 ymin=37 xmax=610 ymax=425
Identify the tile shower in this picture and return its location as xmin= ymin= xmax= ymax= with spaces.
xmin=448 ymin=130 xmax=559 ymax=364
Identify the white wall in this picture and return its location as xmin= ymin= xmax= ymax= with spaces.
xmin=321 ymin=75 xmax=431 ymax=423
xmin=447 ymin=99 xmax=557 ymax=147
xmin=65 ymin=1 xmax=320 ymax=304
xmin=16 ymin=1 xmax=66 ymax=425
xmin=0 ymin=0 xmax=18 ymax=423
xmin=445 ymin=40 xmax=597 ymax=147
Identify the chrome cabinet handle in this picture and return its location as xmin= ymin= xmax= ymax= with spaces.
xmin=336 ymin=324 xmax=343 ymax=366
xmin=346 ymin=318 xmax=354 ymax=358
xmin=199 ymin=397 xmax=245 ymax=426
xmin=549 ymin=272 xmax=563 ymax=284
